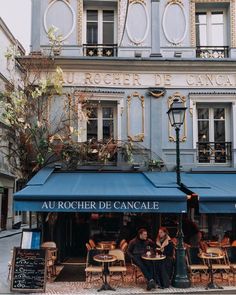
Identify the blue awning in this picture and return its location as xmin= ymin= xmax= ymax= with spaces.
xmin=181 ymin=173 xmax=236 ymax=213
xmin=14 ymin=169 xmax=187 ymax=213
xmin=144 ymin=172 xmax=236 ymax=213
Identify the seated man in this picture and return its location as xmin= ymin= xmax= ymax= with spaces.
xmin=127 ymin=228 xmax=156 ymax=291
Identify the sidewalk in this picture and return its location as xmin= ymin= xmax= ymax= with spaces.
xmin=0 ymin=224 xmax=29 ymax=239
xmin=40 ymin=268 xmax=236 ymax=295
xmin=35 ymin=282 xmax=236 ymax=295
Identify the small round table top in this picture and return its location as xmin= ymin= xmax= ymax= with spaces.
xmin=142 ymin=254 xmax=166 ymax=261
xmin=94 ymin=254 xmax=117 ymax=263
xmin=199 ymin=253 xmax=224 ymax=260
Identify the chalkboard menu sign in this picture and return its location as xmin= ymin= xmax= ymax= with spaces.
xmin=11 ymin=247 xmax=47 ymax=293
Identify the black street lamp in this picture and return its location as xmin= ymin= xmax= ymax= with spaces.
xmin=167 ymin=98 xmax=191 ymax=288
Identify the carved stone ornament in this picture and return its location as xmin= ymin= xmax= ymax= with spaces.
xmin=126 ymin=0 xmax=149 ymax=45
xmin=148 ymin=88 xmax=166 ymax=98
xmin=168 ymin=92 xmax=187 ymax=142
xmin=44 ymin=0 xmax=76 ymax=41
xmin=77 ymin=0 xmax=83 ymax=45
xmin=167 ymin=0 xmax=183 ymax=3
xmin=118 ymin=0 xmax=129 ymax=45
xmin=127 ymin=92 xmax=145 ymax=142
xmin=162 ymin=0 xmax=187 ymax=46
xmin=129 ymin=0 xmax=145 ymax=3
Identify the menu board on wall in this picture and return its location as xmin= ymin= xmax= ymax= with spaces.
xmin=10 ymin=247 xmax=47 ymax=293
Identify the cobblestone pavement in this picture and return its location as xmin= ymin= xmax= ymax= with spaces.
xmin=30 ymin=266 xmax=236 ymax=295
xmin=40 ymin=281 xmax=236 ymax=295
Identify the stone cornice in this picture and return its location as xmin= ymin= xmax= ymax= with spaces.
xmin=17 ymin=56 xmax=236 ymax=72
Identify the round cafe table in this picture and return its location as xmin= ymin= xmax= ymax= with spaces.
xmin=142 ymin=253 xmax=166 ymax=286
xmin=93 ymin=254 xmax=117 ymax=292
xmin=199 ymin=252 xmax=224 ymax=290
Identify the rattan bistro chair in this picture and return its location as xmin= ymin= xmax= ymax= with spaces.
xmin=119 ymin=239 xmax=127 ymax=249
xmin=225 ymin=246 xmax=236 ymax=284
xmin=89 ymin=239 xmax=96 ymax=249
xmin=206 ymin=247 xmax=231 ymax=285
xmin=41 ymin=241 xmax=58 ymax=280
xmin=186 ymin=247 xmax=208 ymax=284
xmin=85 ymin=249 xmax=103 ymax=283
xmin=108 ymin=249 xmax=127 ymax=282
xmin=86 ymin=243 xmax=92 ymax=251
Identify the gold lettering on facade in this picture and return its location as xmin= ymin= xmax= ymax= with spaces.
xmin=164 ymin=74 xmax=172 ymax=86
xmin=206 ymin=74 xmax=214 ymax=86
xmin=155 ymin=74 xmax=162 ymax=85
xmin=84 ymin=73 xmax=93 ymax=85
xmin=225 ymin=75 xmax=233 ymax=86
xmin=83 ymin=73 xmax=142 ymax=86
xmin=196 ymin=75 xmax=204 ymax=86
xmin=155 ymin=74 xmax=172 ymax=86
xmin=215 ymin=75 xmax=224 ymax=86
xmin=94 ymin=73 xmax=101 ymax=84
xmin=104 ymin=74 xmax=112 ymax=85
xmin=186 ymin=74 xmax=236 ymax=87
xmin=186 ymin=74 xmax=194 ymax=85
xmin=63 ymin=72 xmax=236 ymax=88
xmin=133 ymin=74 xmax=141 ymax=86
xmin=124 ymin=74 xmax=131 ymax=85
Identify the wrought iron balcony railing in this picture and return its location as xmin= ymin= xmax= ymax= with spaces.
xmin=83 ymin=44 xmax=118 ymax=57
xmin=196 ymin=46 xmax=229 ymax=58
xmin=197 ymin=141 xmax=232 ymax=164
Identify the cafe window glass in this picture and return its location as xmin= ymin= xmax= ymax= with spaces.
xmin=197 ymin=105 xmax=230 ymax=164
xmin=87 ymin=102 xmax=116 ymax=141
xmin=195 ymin=10 xmax=226 ymax=46
xmin=86 ymin=9 xmax=115 ymax=44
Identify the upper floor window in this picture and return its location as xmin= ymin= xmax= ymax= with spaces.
xmin=84 ymin=8 xmax=117 ymax=57
xmin=195 ymin=8 xmax=229 ymax=58
xmin=197 ymin=105 xmax=231 ymax=164
xmin=87 ymin=103 xmax=116 ymax=141
xmin=86 ymin=10 xmax=115 ymax=44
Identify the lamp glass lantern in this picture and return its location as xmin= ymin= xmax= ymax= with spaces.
xmin=167 ymin=98 xmax=187 ymax=128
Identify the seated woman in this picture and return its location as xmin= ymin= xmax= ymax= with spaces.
xmin=155 ymin=227 xmax=174 ymax=288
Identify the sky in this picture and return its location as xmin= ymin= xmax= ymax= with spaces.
xmin=0 ymin=0 xmax=31 ymax=53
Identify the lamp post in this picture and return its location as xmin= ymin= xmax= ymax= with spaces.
xmin=167 ymin=98 xmax=191 ymax=288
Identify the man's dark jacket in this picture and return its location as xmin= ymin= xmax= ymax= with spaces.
xmin=127 ymin=237 xmax=154 ymax=258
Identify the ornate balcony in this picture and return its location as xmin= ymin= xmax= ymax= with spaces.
xmin=83 ymin=44 xmax=118 ymax=57
xmin=196 ymin=46 xmax=229 ymax=58
xmin=197 ymin=142 xmax=232 ymax=164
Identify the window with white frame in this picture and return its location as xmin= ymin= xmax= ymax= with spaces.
xmin=195 ymin=10 xmax=226 ymax=47
xmin=86 ymin=9 xmax=115 ymax=44
xmin=197 ymin=105 xmax=231 ymax=164
xmin=195 ymin=4 xmax=229 ymax=58
xmin=87 ymin=102 xmax=117 ymax=141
